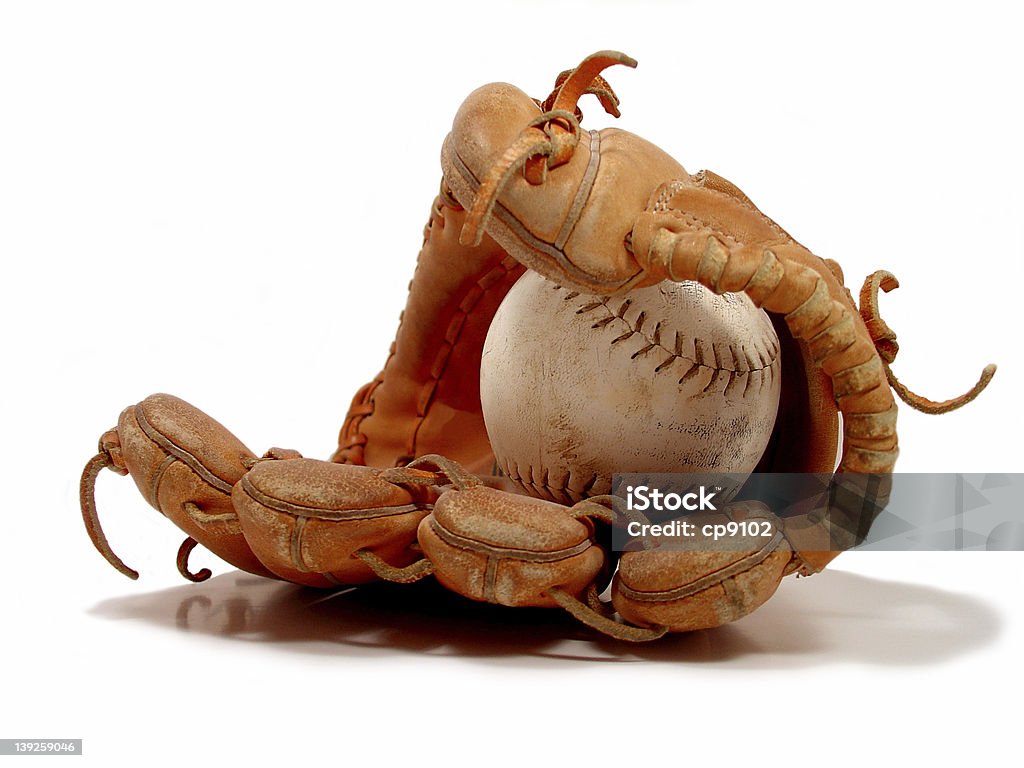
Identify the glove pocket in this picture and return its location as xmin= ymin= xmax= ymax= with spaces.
xmin=233 ymin=459 xmax=431 ymax=587
xmin=417 ymin=485 xmax=604 ymax=608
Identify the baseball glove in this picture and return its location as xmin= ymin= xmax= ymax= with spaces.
xmin=81 ymin=51 xmax=994 ymax=642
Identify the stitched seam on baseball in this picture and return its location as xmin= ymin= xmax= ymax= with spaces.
xmin=499 ymin=455 xmax=599 ymax=504
xmin=554 ymin=284 xmax=779 ymax=392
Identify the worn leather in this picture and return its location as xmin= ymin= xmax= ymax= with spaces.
xmin=114 ymin=393 xmax=273 ymax=578
xmin=612 ymin=502 xmax=793 ymax=631
xmin=333 ymin=196 xmax=524 ymax=474
xmin=441 ymin=83 xmax=684 ymax=294
xmin=233 ymin=459 xmax=431 ymax=587
xmin=418 ymin=484 xmax=604 ymax=608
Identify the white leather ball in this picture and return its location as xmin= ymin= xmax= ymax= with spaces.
xmin=480 ymin=271 xmax=782 ymax=504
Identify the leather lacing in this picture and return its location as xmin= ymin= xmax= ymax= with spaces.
xmin=81 ymin=449 xmax=138 ymax=580
xmin=859 ymin=270 xmax=995 ymax=414
xmin=458 ymin=50 xmax=637 ymax=249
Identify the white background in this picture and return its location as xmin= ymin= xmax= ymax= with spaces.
xmin=2 ymin=1 xmax=1021 ymax=765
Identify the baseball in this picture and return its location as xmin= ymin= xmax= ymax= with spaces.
xmin=480 ymin=271 xmax=782 ymax=505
